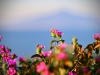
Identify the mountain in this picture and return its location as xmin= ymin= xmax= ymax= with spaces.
xmin=13 ymin=11 xmax=100 ymax=31
xmin=0 ymin=11 xmax=99 ymax=57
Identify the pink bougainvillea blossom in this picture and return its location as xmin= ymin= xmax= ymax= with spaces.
xmin=56 ymin=52 xmax=67 ymax=60
xmin=36 ymin=62 xmax=48 ymax=72
xmin=36 ymin=61 xmax=54 ymax=75
xmin=55 ymin=30 xmax=63 ymax=36
xmin=0 ymin=45 xmax=5 ymax=50
xmin=19 ymin=56 xmax=24 ymax=62
xmin=58 ymin=43 xmax=67 ymax=50
xmin=93 ymin=33 xmax=100 ymax=40
xmin=50 ymin=28 xmax=56 ymax=38
xmin=41 ymin=50 xmax=52 ymax=57
xmin=2 ymin=53 xmax=11 ymax=62
xmin=8 ymin=59 xmax=17 ymax=67
xmin=0 ymin=49 xmax=4 ymax=54
xmin=18 ymin=56 xmax=27 ymax=62
xmin=68 ymin=71 xmax=77 ymax=75
xmin=36 ymin=44 xmax=45 ymax=54
xmin=7 ymin=67 xmax=16 ymax=75
xmin=50 ymin=28 xmax=56 ymax=33
xmin=37 ymin=44 xmax=45 ymax=49
xmin=41 ymin=45 xmax=45 ymax=49
xmin=5 ymin=49 xmax=10 ymax=53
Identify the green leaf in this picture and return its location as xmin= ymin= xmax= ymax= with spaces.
xmin=2 ymin=63 xmax=7 ymax=71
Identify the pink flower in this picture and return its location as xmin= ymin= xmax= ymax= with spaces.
xmin=50 ymin=28 xmax=57 ymax=38
xmin=50 ymin=28 xmax=63 ymax=38
xmin=37 ymin=44 xmax=45 ymax=49
xmin=41 ymin=45 xmax=45 ymax=49
xmin=5 ymin=49 xmax=10 ymax=53
xmin=56 ymin=52 xmax=67 ymax=60
xmin=36 ymin=62 xmax=48 ymax=72
xmin=41 ymin=52 xmax=47 ymax=57
xmin=36 ymin=45 xmax=45 ymax=54
xmin=36 ymin=62 xmax=54 ymax=75
xmin=55 ymin=30 xmax=63 ymax=36
xmin=42 ymin=50 xmax=52 ymax=57
xmin=0 ymin=49 xmax=4 ymax=54
xmin=0 ymin=45 xmax=5 ymax=50
xmin=93 ymin=33 xmax=100 ymax=40
xmin=68 ymin=71 xmax=77 ymax=75
xmin=2 ymin=53 xmax=11 ymax=62
xmin=0 ymin=36 xmax=2 ymax=41
xmin=58 ymin=43 xmax=67 ymax=50
xmin=7 ymin=67 xmax=16 ymax=75
xmin=50 ymin=28 xmax=56 ymax=33
xmin=8 ymin=59 xmax=17 ymax=67
xmin=19 ymin=56 xmax=26 ymax=62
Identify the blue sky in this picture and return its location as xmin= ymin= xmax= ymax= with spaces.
xmin=0 ymin=0 xmax=100 ymax=57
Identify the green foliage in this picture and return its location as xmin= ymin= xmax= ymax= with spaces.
xmin=0 ymin=30 xmax=100 ymax=75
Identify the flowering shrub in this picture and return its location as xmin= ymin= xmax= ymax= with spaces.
xmin=0 ymin=29 xmax=100 ymax=75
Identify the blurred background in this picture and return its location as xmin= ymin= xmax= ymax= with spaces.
xmin=0 ymin=0 xmax=100 ymax=58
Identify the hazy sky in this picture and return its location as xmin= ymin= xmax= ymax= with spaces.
xmin=0 ymin=0 xmax=100 ymax=31
xmin=0 ymin=0 xmax=100 ymax=57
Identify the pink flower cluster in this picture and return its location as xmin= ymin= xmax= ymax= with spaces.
xmin=36 ymin=62 xmax=53 ymax=75
xmin=41 ymin=50 xmax=52 ymax=57
xmin=93 ymin=33 xmax=100 ymax=40
xmin=68 ymin=71 xmax=77 ymax=75
xmin=36 ymin=44 xmax=45 ymax=54
xmin=58 ymin=43 xmax=67 ymax=50
xmin=8 ymin=59 xmax=17 ymax=67
xmin=0 ymin=46 xmax=11 ymax=62
xmin=7 ymin=59 xmax=17 ymax=75
xmin=37 ymin=44 xmax=45 ymax=49
xmin=56 ymin=52 xmax=67 ymax=60
xmin=0 ymin=30 xmax=100 ymax=75
xmin=0 ymin=37 xmax=17 ymax=75
xmin=50 ymin=28 xmax=63 ymax=38
xmin=55 ymin=30 xmax=63 ymax=36
xmin=19 ymin=56 xmax=24 ymax=62
xmin=7 ymin=67 xmax=16 ymax=75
